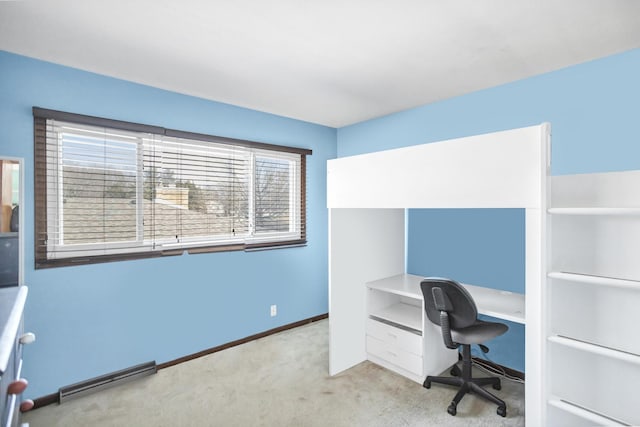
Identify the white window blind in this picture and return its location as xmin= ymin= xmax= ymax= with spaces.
xmin=34 ymin=108 xmax=310 ymax=267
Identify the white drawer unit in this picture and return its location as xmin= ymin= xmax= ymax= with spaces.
xmin=366 ymin=334 xmax=423 ymax=376
xmin=365 ymin=276 xmax=458 ymax=384
xmin=366 ymin=318 xmax=422 ymax=356
xmin=366 ymin=317 xmax=423 ymax=379
xmin=365 ymin=282 xmax=426 ymax=383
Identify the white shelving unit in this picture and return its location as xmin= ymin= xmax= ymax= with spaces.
xmin=365 ymin=278 xmax=443 ymax=384
xmin=546 ymin=170 xmax=640 ymax=426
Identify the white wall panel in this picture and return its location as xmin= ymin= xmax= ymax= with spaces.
xmin=328 ymin=208 xmax=405 ymax=375
xmin=328 ymin=124 xmax=548 ymax=209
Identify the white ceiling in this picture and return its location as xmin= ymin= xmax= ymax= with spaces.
xmin=1 ymin=1 xmax=640 ymax=128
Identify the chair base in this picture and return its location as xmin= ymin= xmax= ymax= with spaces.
xmin=423 ymin=345 xmax=507 ymax=417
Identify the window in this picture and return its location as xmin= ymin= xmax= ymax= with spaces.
xmin=34 ymin=108 xmax=311 ymax=268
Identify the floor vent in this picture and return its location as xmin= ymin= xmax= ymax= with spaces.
xmin=58 ymin=361 xmax=157 ymax=403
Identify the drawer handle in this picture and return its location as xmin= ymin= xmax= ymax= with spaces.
xmin=7 ymin=378 xmax=28 ymax=395
xmin=20 ymin=332 xmax=36 ymax=345
xmin=20 ymin=399 xmax=35 ymax=412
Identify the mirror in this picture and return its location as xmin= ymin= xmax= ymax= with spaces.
xmin=0 ymin=158 xmax=21 ymax=287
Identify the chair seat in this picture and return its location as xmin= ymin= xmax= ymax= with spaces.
xmin=451 ymin=319 xmax=508 ymax=345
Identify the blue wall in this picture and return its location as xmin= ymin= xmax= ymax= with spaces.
xmin=4 ymin=46 xmax=640 ymax=395
xmin=337 ymin=48 xmax=640 ymax=372
xmin=0 ymin=51 xmax=336 ymax=398
xmin=337 ymin=49 xmax=640 ymax=174
xmin=406 ymin=209 xmax=524 ymax=293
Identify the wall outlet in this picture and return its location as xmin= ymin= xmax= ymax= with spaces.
xmin=270 ymin=304 xmax=277 ymax=317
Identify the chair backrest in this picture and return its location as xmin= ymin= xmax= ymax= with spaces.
xmin=420 ymin=277 xmax=478 ymax=329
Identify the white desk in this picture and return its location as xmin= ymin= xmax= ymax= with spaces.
xmin=365 ymin=274 xmax=524 ymax=384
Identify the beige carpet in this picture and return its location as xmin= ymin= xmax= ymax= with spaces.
xmin=23 ymin=319 xmax=524 ymax=426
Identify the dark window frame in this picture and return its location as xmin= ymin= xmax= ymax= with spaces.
xmin=33 ymin=107 xmax=311 ymax=269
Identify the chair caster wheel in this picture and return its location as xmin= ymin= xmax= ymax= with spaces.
xmin=423 ymin=379 xmax=431 ymax=389
xmin=493 ymin=382 xmax=501 ymax=390
xmin=497 ymin=406 xmax=507 ymax=417
xmin=450 ymin=367 xmax=459 ymax=376
xmin=447 ymin=402 xmax=457 ymax=416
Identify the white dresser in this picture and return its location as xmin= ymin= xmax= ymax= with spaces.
xmin=0 ymin=286 xmax=32 ymax=427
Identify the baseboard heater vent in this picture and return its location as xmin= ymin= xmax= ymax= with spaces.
xmin=58 ymin=361 xmax=157 ymax=403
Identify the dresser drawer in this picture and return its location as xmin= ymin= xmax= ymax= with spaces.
xmin=366 ymin=318 xmax=422 ymax=356
xmin=366 ymin=335 xmax=423 ymax=376
xmin=0 ymin=287 xmax=30 ymax=427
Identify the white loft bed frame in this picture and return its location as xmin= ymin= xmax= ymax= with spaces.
xmin=327 ymin=124 xmax=550 ymax=426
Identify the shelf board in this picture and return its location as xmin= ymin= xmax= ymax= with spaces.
xmin=369 ymin=302 xmax=422 ymax=332
xmin=548 ymin=398 xmax=627 ymax=426
xmin=548 ymin=207 xmax=640 ymax=216
xmin=366 ymin=274 xmax=422 ymax=299
xmin=366 ymin=274 xmax=525 ymax=324
xmin=548 ymin=272 xmax=640 ymax=290
xmin=548 ymin=336 xmax=640 ymax=365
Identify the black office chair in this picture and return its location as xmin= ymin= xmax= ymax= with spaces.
xmin=420 ymin=277 xmax=508 ymax=417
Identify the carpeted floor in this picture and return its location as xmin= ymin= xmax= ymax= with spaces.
xmin=23 ymin=319 xmax=524 ymax=426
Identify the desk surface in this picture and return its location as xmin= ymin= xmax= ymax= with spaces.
xmin=366 ymin=274 xmax=525 ymax=324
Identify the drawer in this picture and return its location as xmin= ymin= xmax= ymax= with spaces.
xmin=366 ymin=335 xmax=423 ymax=376
xmin=366 ymin=318 xmax=422 ymax=356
